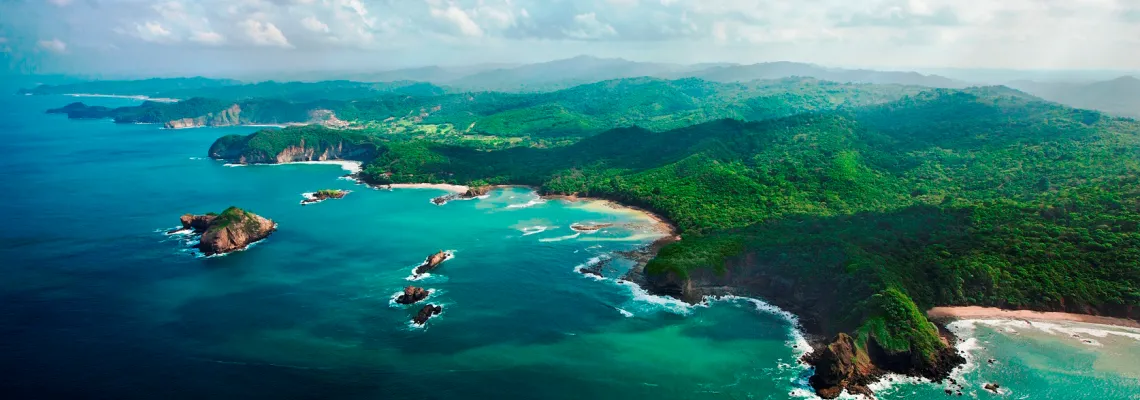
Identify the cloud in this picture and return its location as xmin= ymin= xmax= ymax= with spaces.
xmin=5 ymin=0 xmax=1140 ymax=72
xmin=37 ymin=38 xmax=67 ymax=53
xmin=563 ymin=12 xmax=617 ymax=40
xmin=239 ymin=19 xmax=292 ymax=47
xmin=301 ymin=16 xmax=330 ymax=33
xmin=135 ymin=21 xmax=176 ymax=43
xmin=190 ymin=31 xmax=226 ymax=45
xmin=430 ymin=5 xmax=485 ymax=37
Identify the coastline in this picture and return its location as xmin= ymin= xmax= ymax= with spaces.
xmin=386 ymin=183 xmax=470 ymax=193
xmin=64 ymin=93 xmax=180 ymax=103
xmin=226 ymin=160 xmax=363 ymax=174
xmin=542 ymin=193 xmax=678 ymax=238
xmin=928 ymin=306 xmax=1140 ymax=329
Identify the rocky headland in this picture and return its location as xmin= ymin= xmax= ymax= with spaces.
xmin=208 ymin=127 xmax=380 ymax=165
xmin=178 ymin=207 xmax=276 ymax=256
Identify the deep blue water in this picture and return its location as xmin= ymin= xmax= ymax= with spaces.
xmin=1 ymin=85 xmax=1138 ymax=400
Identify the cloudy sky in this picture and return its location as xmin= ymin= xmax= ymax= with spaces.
xmin=2 ymin=0 xmax=1140 ymax=76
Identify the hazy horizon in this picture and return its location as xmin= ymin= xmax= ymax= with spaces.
xmin=3 ymin=0 xmax=1140 ymax=79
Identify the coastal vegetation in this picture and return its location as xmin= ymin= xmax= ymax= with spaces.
xmin=51 ymin=74 xmax=1140 ymax=396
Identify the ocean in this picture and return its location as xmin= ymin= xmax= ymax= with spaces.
xmin=1 ymin=87 xmax=1138 ymax=399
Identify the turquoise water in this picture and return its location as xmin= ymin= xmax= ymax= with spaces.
xmin=1 ymin=87 xmax=1138 ymax=399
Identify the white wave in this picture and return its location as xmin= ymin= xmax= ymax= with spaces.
xmin=407 ymin=308 xmax=444 ymax=330
xmin=506 ymin=197 xmax=546 ymax=209
xmin=616 ymin=280 xmax=705 ymax=315
xmin=617 ymin=308 xmax=634 ymax=318
xmin=520 ymin=226 xmax=549 ymax=236
xmin=969 ymin=319 xmax=1140 ymax=343
xmin=188 ymin=157 xmax=206 ymax=160
xmin=539 ymin=233 xmax=581 ymax=242
xmin=199 ymin=235 xmax=270 ymax=258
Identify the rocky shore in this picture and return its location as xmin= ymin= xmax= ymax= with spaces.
xmin=395 ymin=286 xmax=430 ymax=305
xmin=178 ymin=207 xmax=276 ymax=256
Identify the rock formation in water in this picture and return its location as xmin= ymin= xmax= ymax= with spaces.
xmin=431 ymin=186 xmax=492 ymax=205
xmin=396 ymin=286 xmax=430 ymax=305
xmin=570 ymin=223 xmax=615 ymax=232
xmin=413 ymin=251 xmax=450 ymax=276
xmin=413 ymin=304 xmax=442 ymax=325
xmin=180 ymin=207 xmax=276 ymax=256
xmin=301 ymin=189 xmax=349 ymax=205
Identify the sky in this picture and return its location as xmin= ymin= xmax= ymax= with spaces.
xmin=2 ymin=0 xmax=1140 ymax=77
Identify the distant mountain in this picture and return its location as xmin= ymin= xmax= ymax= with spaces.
xmin=444 ymin=56 xmax=695 ymax=92
xmin=441 ymin=57 xmax=965 ymax=92
xmin=1009 ymin=76 xmax=1140 ymax=118
xmin=685 ymin=62 xmax=966 ymax=88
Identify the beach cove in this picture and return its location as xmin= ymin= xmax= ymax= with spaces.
xmin=2 ymin=91 xmax=1139 ymax=399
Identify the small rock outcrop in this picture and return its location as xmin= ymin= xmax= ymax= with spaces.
xmin=984 ymin=383 xmax=1000 ymax=393
xmin=413 ymin=250 xmax=450 ymax=276
xmin=396 ymin=286 xmax=430 ymax=305
xmin=413 ymin=304 xmax=442 ymax=325
xmin=571 ymin=222 xmax=614 ymax=232
xmin=431 ymin=185 xmax=492 ymax=205
xmin=301 ymin=189 xmax=349 ymax=205
xmin=180 ymin=207 xmax=276 ymax=256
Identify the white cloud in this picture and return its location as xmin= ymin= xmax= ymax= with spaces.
xmin=47 ymin=0 xmax=72 ymax=6
xmin=301 ymin=16 xmax=330 ymax=33
xmin=239 ymin=19 xmax=292 ymax=47
xmin=37 ymin=38 xmax=67 ymax=53
xmin=563 ymin=12 xmax=617 ymax=39
xmin=135 ymin=21 xmax=176 ymax=43
xmin=430 ymin=6 xmax=485 ymax=37
xmin=190 ymin=31 xmax=226 ymax=45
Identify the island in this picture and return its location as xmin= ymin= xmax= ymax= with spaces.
xmin=179 ymin=207 xmax=277 ymax=256
xmin=570 ymin=223 xmax=614 ymax=232
xmin=301 ymin=189 xmax=349 ymax=205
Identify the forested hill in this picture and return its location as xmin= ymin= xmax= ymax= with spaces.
xmin=45 ymin=77 xmax=931 ymax=146
xmin=334 ymin=86 xmax=1140 ymax=396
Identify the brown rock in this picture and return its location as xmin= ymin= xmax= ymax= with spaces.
xmin=413 ymin=304 xmax=442 ymax=325
xmin=396 ymin=286 xmax=430 ymax=305
xmin=463 ymin=186 xmax=491 ymax=198
xmin=413 ymin=250 xmax=450 ymax=275
xmin=805 ymin=333 xmax=876 ymax=399
xmin=301 ymin=190 xmax=349 ymax=205
xmin=984 ymin=383 xmax=1000 ymax=393
xmin=180 ymin=213 xmax=217 ymax=232
xmin=181 ymin=207 xmax=276 ymax=256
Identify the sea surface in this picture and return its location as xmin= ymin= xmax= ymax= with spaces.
xmin=1 ymin=86 xmax=1138 ymax=400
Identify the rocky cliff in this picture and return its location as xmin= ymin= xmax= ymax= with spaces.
xmin=180 ymin=207 xmax=276 ymax=256
xmin=165 ymin=104 xmax=242 ymax=129
xmin=207 ymin=127 xmax=381 ymax=165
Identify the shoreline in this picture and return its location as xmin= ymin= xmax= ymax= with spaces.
xmin=928 ymin=306 xmax=1140 ymax=329
xmin=64 ymin=93 xmax=180 ymax=103
xmin=226 ymin=160 xmax=363 ymax=174
xmin=542 ymin=193 xmax=678 ymax=238
xmin=386 ymin=183 xmax=470 ymax=193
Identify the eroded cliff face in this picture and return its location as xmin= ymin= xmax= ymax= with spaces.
xmin=239 ymin=139 xmax=377 ymax=164
xmin=165 ymin=104 xmax=242 ymax=129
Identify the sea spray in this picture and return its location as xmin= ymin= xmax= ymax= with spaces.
xmin=539 ymin=233 xmax=581 ymax=242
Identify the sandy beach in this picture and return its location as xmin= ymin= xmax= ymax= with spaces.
xmin=387 ymin=183 xmax=469 ymax=193
xmin=548 ymin=194 xmax=677 ymax=237
xmin=928 ymin=306 xmax=1140 ymax=329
